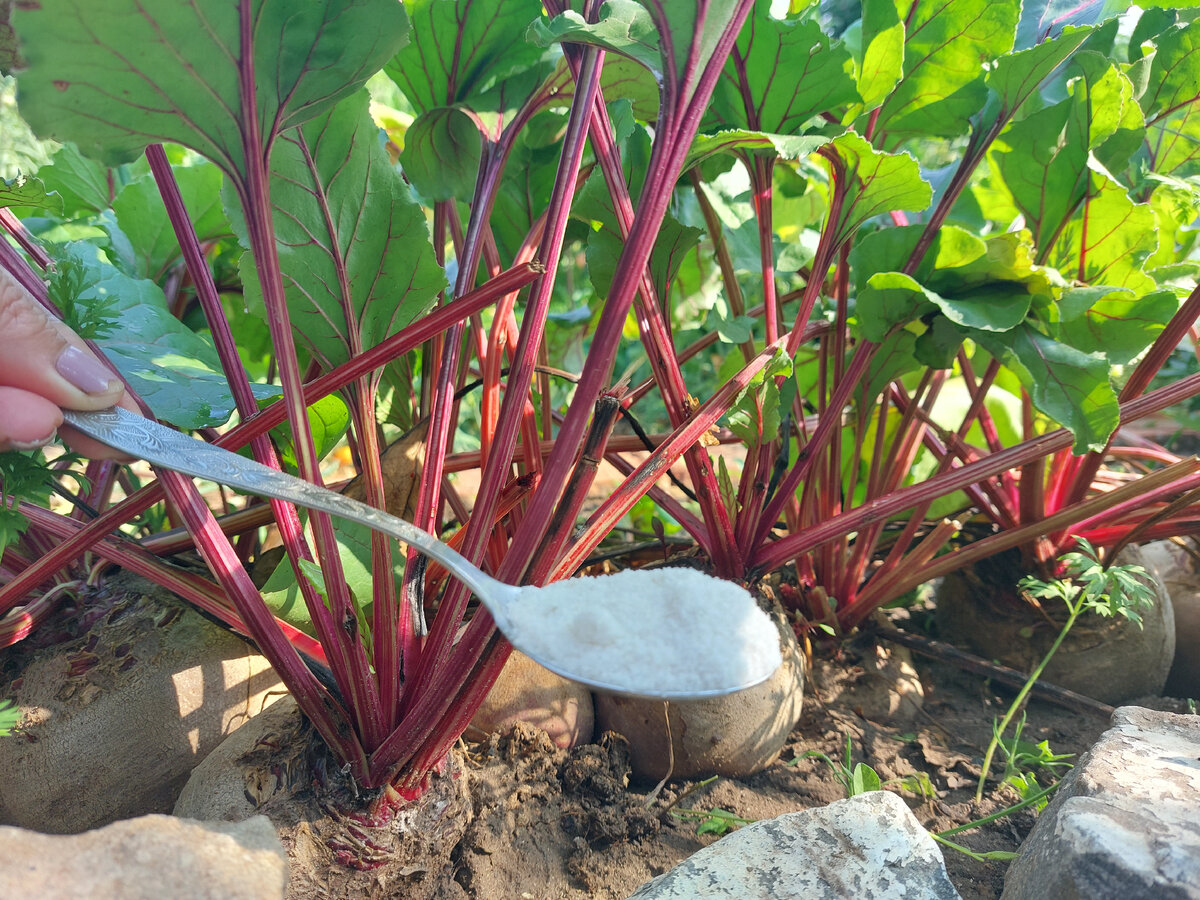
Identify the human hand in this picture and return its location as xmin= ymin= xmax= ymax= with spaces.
xmin=0 ymin=266 xmax=138 ymax=459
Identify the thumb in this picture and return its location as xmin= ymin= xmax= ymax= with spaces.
xmin=0 ymin=266 xmax=126 ymax=410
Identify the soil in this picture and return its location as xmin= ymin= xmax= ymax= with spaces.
xmin=7 ymin=553 xmax=1190 ymax=898
xmin=339 ymin=604 xmax=1190 ymax=900
xmin=446 ymin=620 xmax=1121 ymax=900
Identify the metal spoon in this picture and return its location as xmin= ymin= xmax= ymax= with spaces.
xmin=63 ymin=407 xmax=781 ymax=700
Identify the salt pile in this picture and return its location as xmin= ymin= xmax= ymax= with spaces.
xmin=501 ymin=568 xmax=783 ymax=695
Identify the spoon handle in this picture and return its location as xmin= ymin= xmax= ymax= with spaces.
xmin=62 ymin=407 xmax=508 ymax=605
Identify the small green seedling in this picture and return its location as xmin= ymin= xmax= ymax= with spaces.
xmin=0 ymin=699 xmax=21 ymax=736
xmin=669 ymin=807 xmax=757 ymax=837
xmin=976 ymin=537 xmax=1155 ymax=801
xmin=795 ymin=734 xmax=936 ymax=800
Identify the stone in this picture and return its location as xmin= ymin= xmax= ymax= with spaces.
xmin=0 ymin=577 xmax=284 ymax=833
xmin=0 ymin=814 xmax=287 ymax=900
xmin=595 ymin=612 xmax=804 ymax=782
xmin=627 ymin=790 xmax=960 ymax=899
xmin=1141 ymin=540 xmax=1200 ymax=699
xmin=470 ymin=650 xmax=595 ymax=748
xmin=1002 ymin=706 xmax=1200 ymax=899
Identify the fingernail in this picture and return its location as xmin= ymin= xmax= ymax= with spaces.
xmin=56 ymin=346 xmax=119 ymax=394
xmin=11 ymin=430 xmax=58 ymax=451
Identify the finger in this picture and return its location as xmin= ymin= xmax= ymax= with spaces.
xmin=0 ymin=386 xmax=62 ymax=451
xmin=0 ymin=267 xmax=126 ymax=411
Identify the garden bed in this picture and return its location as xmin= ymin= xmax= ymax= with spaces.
xmin=447 ymin=627 xmax=1120 ymax=900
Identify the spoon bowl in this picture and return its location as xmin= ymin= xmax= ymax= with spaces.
xmin=64 ymin=407 xmax=782 ymax=699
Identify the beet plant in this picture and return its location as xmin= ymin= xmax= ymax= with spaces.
xmin=0 ymin=0 xmax=1198 ymax=816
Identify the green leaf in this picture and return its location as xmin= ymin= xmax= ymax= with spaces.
xmin=1055 ymin=287 xmax=1175 ymax=366
xmin=389 ymin=0 xmax=545 ymax=113
xmin=58 ymin=242 xmax=276 ymax=428
xmin=1142 ymin=20 xmax=1200 ymax=178
xmin=0 ymin=173 xmax=61 ymax=214
xmin=873 ymin=0 xmax=1020 ymax=138
xmin=857 ymin=0 xmax=904 ymax=108
xmin=822 ymin=133 xmax=932 ymax=249
xmin=586 ymin=214 xmax=702 ymax=303
xmin=33 ymin=144 xmax=110 ymax=217
xmin=973 ymin=324 xmax=1118 ymax=453
xmin=0 ymin=698 xmax=20 ymax=736
xmin=14 ymin=0 xmax=408 ymax=176
xmin=228 ymin=91 xmax=446 ymax=370
xmin=112 ymin=162 xmax=230 ymax=281
xmin=726 ymin=348 xmax=792 ymax=444
xmin=995 ymin=55 xmax=1144 ymax=254
xmin=527 ymin=0 xmax=661 ymax=80
xmin=269 ymin=394 xmax=351 ymax=474
xmin=709 ymin=7 xmax=859 ymax=133
xmin=1047 ymin=174 xmax=1158 ymax=295
xmin=261 ymin=518 xmax=401 ymax=642
xmin=400 ymin=107 xmax=484 ymax=202
xmin=849 ymin=763 xmax=883 ymax=796
xmin=985 ymin=25 xmax=1094 ymax=120
xmin=856 ymin=272 xmax=937 ymax=341
xmin=716 ymin=456 xmax=739 ymax=520
xmin=683 ymin=131 xmax=829 ymax=173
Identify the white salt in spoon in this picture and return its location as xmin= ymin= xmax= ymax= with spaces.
xmin=64 ymin=407 xmax=782 ymax=700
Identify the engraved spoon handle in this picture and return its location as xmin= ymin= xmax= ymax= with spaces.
xmin=62 ymin=407 xmax=512 ymax=609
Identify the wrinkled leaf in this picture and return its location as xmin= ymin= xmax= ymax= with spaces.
xmin=391 ymin=0 xmax=544 ymax=112
xmin=822 ymin=133 xmax=932 ymax=249
xmin=15 ymin=0 xmax=408 ymax=176
xmin=0 ymin=174 xmax=61 ymax=214
xmin=710 ymin=7 xmax=859 ymax=133
xmin=528 ymin=0 xmax=660 ymax=80
xmin=59 ymin=243 xmax=276 ymax=428
xmin=873 ymin=0 xmax=1019 ymax=138
xmin=228 ymin=92 xmax=446 ymax=370
xmin=683 ymin=131 xmax=829 ymax=172
xmin=112 ymin=162 xmax=230 ymax=281
xmin=973 ymin=324 xmax=1118 ymax=453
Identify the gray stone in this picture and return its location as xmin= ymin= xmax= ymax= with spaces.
xmin=628 ymin=790 xmax=960 ymax=899
xmin=0 ymin=814 xmax=287 ymax=899
xmin=1003 ymin=706 xmax=1200 ymax=900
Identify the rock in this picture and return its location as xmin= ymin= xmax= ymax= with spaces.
xmin=935 ymin=546 xmax=1175 ymax=704
xmin=0 ymin=814 xmax=287 ymax=899
xmin=1002 ymin=706 xmax=1200 ymax=899
xmin=470 ymin=650 xmax=595 ymax=748
xmin=627 ymin=790 xmax=960 ymax=899
xmin=595 ymin=611 xmax=804 ymax=783
xmin=1140 ymin=540 xmax=1200 ymax=699
xmin=0 ymin=576 xmax=284 ymax=833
